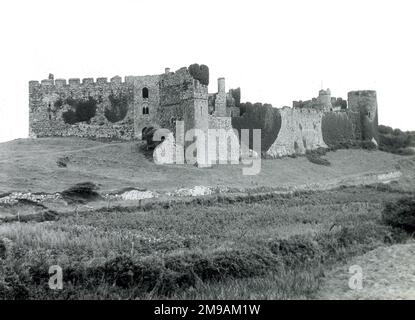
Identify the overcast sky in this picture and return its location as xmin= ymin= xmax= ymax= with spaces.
xmin=0 ymin=0 xmax=414 ymax=142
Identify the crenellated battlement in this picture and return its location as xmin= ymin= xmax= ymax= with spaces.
xmin=68 ymin=78 xmax=80 ymax=86
xmin=30 ymin=66 xmax=210 ymax=91
xmin=29 ymin=74 xmax=136 ymax=90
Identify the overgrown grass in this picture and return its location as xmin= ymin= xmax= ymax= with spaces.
xmin=0 ymin=186 xmax=410 ymax=299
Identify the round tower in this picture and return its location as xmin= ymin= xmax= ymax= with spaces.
xmin=347 ymin=90 xmax=378 ymax=142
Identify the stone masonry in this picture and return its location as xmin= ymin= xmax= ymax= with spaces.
xmin=29 ymin=65 xmax=379 ymax=160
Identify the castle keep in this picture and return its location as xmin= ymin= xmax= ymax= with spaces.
xmin=29 ymin=65 xmax=379 ymax=159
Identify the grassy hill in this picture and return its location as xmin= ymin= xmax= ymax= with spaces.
xmin=0 ymin=137 xmax=413 ymax=195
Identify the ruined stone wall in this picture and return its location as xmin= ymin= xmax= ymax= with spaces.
xmin=266 ymin=107 xmax=327 ymax=157
xmin=29 ymin=77 xmax=135 ymax=140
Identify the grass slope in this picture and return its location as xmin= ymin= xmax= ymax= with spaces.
xmin=0 ymin=137 xmax=411 ymax=194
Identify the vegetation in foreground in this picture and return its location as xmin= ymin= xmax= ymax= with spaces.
xmin=378 ymin=125 xmax=415 ymax=155
xmin=0 ymin=185 xmax=413 ymax=300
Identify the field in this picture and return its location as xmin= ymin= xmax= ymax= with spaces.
xmin=1 ymin=138 xmax=415 ymax=299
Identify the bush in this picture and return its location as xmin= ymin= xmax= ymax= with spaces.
xmin=382 ymin=197 xmax=415 ymax=233
xmin=188 ymin=64 xmax=209 ymax=86
xmin=360 ymin=140 xmax=377 ymax=150
xmin=378 ymin=125 xmax=394 ymax=135
xmin=69 ymin=250 xmax=278 ymax=296
xmin=190 ymin=250 xmax=278 ymax=281
xmin=395 ymin=147 xmax=415 ymax=156
xmin=378 ymin=125 xmax=415 ymax=155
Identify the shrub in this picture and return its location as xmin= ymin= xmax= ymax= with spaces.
xmin=0 ymin=276 xmax=29 ymax=300
xmin=81 ymin=250 xmax=279 ymax=296
xmin=378 ymin=125 xmax=393 ymax=135
xmin=188 ymin=64 xmax=209 ymax=86
xmin=190 ymin=250 xmax=278 ymax=281
xmin=395 ymin=147 xmax=415 ymax=156
xmin=378 ymin=125 xmax=415 ymax=155
xmin=360 ymin=140 xmax=377 ymax=150
xmin=382 ymin=197 xmax=415 ymax=233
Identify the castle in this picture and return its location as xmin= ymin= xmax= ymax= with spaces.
xmin=29 ymin=65 xmax=379 ymax=160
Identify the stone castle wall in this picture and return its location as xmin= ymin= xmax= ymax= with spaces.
xmin=29 ymin=66 xmax=378 ymax=161
xmin=29 ymin=77 xmax=136 ymax=140
xmin=266 ymin=107 xmax=327 ymax=157
xmin=321 ymin=110 xmax=355 ymax=146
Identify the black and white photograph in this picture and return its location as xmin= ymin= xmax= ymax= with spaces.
xmin=0 ymin=0 xmax=414 ymax=312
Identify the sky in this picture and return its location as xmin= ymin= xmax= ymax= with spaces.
xmin=0 ymin=0 xmax=414 ymax=143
